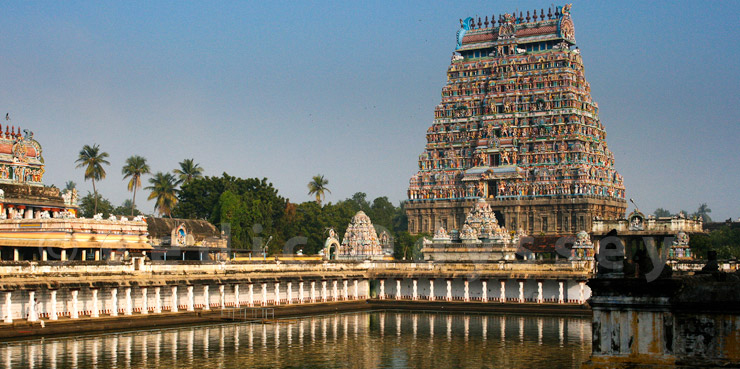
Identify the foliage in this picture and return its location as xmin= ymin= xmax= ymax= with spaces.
xmin=113 ymin=199 xmax=142 ymax=217
xmin=75 ymin=144 xmax=110 ymax=214
xmin=121 ymin=155 xmax=150 ymax=217
xmin=146 ymin=172 xmax=178 ymax=217
xmin=307 ymin=174 xmax=331 ymax=205
xmin=693 ymin=203 xmax=712 ymax=222
xmin=652 ymin=203 xmax=712 ymax=222
xmin=690 ymin=225 xmax=740 ymax=259
xmin=64 ymin=181 xmax=76 ymax=191
xmin=653 ymin=208 xmax=671 ymax=218
xmin=78 ymin=192 xmax=114 ymax=218
xmin=173 ymin=158 xmax=204 ymax=185
xmin=175 ymin=173 xmax=288 ymax=252
xmin=394 ymin=231 xmax=428 ymax=260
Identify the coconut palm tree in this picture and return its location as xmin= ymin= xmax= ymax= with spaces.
xmin=75 ymin=144 xmax=110 ymax=215
xmin=121 ymin=155 xmax=150 ymax=217
xmin=307 ymin=174 xmax=331 ymax=206
xmin=64 ymin=181 xmax=76 ymax=191
xmin=146 ymin=172 xmax=178 ymax=217
xmin=173 ymin=158 xmax=204 ymax=185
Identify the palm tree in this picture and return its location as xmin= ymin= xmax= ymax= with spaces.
xmin=307 ymin=174 xmax=331 ymax=205
xmin=75 ymin=144 xmax=110 ymax=215
xmin=695 ymin=203 xmax=712 ymax=222
xmin=173 ymin=158 xmax=204 ymax=185
xmin=121 ymin=155 xmax=151 ymax=217
xmin=64 ymin=181 xmax=76 ymax=191
xmin=146 ymin=172 xmax=178 ymax=217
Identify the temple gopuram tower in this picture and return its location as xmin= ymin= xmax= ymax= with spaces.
xmin=406 ymin=5 xmax=626 ymax=236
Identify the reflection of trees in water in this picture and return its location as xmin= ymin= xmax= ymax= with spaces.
xmin=4 ymin=312 xmax=590 ymax=368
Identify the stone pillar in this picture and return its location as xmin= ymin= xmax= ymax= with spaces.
xmin=49 ymin=290 xmax=58 ymax=320
xmin=27 ymin=290 xmax=37 ymax=321
xmin=310 ymin=281 xmax=316 ymax=303
xmin=500 ymin=279 xmax=506 ymax=303
xmin=353 ymin=280 xmax=359 ymax=300
xmin=248 ymin=284 xmax=254 ymax=307
xmin=274 ymin=282 xmax=280 ymax=306
xmin=95 ymin=250 xmax=100 ymax=261
xmin=154 ymin=287 xmax=161 ymax=313
xmin=298 ymin=282 xmax=304 ymax=303
xmin=537 ymin=280 xmax=543 ymax=303
xmin=4 ymin=291 xmax=12 ymax=323
xmin=91 ymin=289 xmax=99 ymax=318
xmin=71 ymin=289 xmax=79 ymax=319
xmin=481 ymin=280 xmax=488 ymax=302
xmin=342 ymin=280 xmax=348 ymax=301
xmin=412 ymin=279 xmax=418 ymax=300
xmin=141 ymin=287 xmax=148 ymax=315
xmin=579 ymin=281 xmax=586 ymax=304
xmin=124 ymin=287 xmax=132 ymax=315
xmin=42 ymin=248 xmax=48 ymax=261
xmin=81 ymin=250 xmax=86 ymax=261
xmin=219 ymin=285 xmax=225 ymax=309
xmin=171 ymin=286 xmax=178 ymax=312
xmin=13 ymin=248 xmax=19 ymax=261
xmin=379 ymin=280 xmax=386 ymax=300
xmin=187 ymin=285 xmax=194 ymax=311
xmin=395 ymin=279 xmax=402 ymax=300
xmin=518 ymin=280 xmax=525 ymax=303
xmin=234 ymin=285 xmax=240 ymax=308
xmin=203 ymin=285 xmax=210 ymax=310
xmin=429 ymin=279 xmax=435 ymax=301
xmin=111 ymin=288 xmax=119 ymax=316
xmin=557 ymin=281 xmax=565 ymax=304
xmin=321 ymin=280 xmax=327 ymax=302
xmin=463 ymin=279 xmax=470 ymax=302
xmin=261 ymin=283 xmax=267 ymax=306
xmin=61 ymin=249 xmax=67 ymax=261
xmin=332 ymin=280 xmax=338 ymax=301
xmin=446 ymin=279 xmax=452 ymax=301
xmin=287 ymin=282 xmax=293 ymax=304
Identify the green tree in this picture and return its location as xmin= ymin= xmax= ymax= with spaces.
xmin=173 ymin=158 xmax=204 ymax=185
xmin=146 ymin=172 xmax=178 ymax=217
xmin=175 ymin=174 xmax=289 ymax=252
xmin=394 ymin=231 xmax=428 ymax=260
xmin=694 ymin=203 xmax=712 ymax=222
xmin=307 ymin=174 xmax=331 ymax=205
xmin=653 ymin=208 xmax=671 ymax=218
xmin=75 ymin=144 xmax=110 ymax=214
xmin=121 ymin=155 xmax=150 ymax=217
xmin=113 ymin=199 xmax=142 ymax=217
xmin=64 ymin=181 xmax=76 ymax=191
xmin=78 ymin=192 xmax=114 ymax=218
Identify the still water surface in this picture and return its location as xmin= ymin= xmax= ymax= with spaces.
xmin=1 ymin=311 xmax=591 ymax=368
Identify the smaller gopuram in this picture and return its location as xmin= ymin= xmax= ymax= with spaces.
xmin=324 ymin=211 xmax=386 ymax=260
xmin=0 ymin=122 xmax=150 ymax=262
xmin=422 ymin=198 xmax=518 ymax=261
xmin=0 ymin=123 xmax=79 ymax=219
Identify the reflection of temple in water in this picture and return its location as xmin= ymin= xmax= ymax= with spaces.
xmin=407 ymin=4 xmax=626 ymax=236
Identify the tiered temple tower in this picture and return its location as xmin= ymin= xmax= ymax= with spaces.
xmin=406 ymin=5 xmax=626 ymax=236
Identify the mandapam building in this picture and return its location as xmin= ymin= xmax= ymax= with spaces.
xmin=406 ymin=4 xmax=626 ymax=236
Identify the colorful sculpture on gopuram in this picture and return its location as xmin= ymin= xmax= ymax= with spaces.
xmin=407 ymin=4 xmax=626 ymax=236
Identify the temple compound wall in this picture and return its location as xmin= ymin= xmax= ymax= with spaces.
xmin=406 ymin=4 xmax=626 ymax=236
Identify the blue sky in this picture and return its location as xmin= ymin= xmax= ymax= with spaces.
xmin=1 ymin=1 xmax=738 ymax=220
